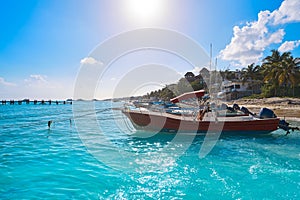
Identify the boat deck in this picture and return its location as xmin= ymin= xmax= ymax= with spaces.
xmin=126 ymin=109 xmax=257 ymax=122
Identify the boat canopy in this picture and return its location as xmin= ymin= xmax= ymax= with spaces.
xmin=170 ymin=90 xmax=205 ymax=103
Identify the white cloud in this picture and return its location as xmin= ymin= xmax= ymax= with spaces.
xmin=30 ymin=74 xmax=48 ymax=83
xmin=80 ymin=57 xmax=102 ymax=65
xmin=278 ymin=40 xmax=300 ymax=52
xmin=0 ymin=77 xmax=16 ymax=86
xmin=219 ymin=0 xmax=299 ymax=67
xmin=191 ymin=65 xmax=211 ymax=75
xmin=24 ymin=74 xmax=53 ymax=88
xmin=192 ymin=66 xmax=202 ymax=75
xmin=271 ymin=0 xmax=300 ymax=25
xmin=0 ymin=75 xmax=72 ymax=100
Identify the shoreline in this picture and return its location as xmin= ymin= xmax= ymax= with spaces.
xmin=229 ymin=97 xmax=300 ymax=121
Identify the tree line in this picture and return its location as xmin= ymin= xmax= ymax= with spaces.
xmin=145 ymin=50 xmax=300 ymax=100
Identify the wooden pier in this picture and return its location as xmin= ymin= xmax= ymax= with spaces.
xmin=1 ymin=99 xmax=72 ymax=105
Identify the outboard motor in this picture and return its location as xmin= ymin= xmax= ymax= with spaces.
xmin=278 ymin=119 xmax=300 ymax=135
xmin=278 ymin=119 xmax=289 ymax=131
xmin=240 ymin=106 xmax=254 ymax=116
xmin=233 ymin=104 xmax=240 ymax=111
xmin=259 ymin=108 xmax=277 ymax=119
xmin=226 ymin=106 xmax=235 ymax=112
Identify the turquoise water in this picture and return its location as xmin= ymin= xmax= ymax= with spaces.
xmin=1 ymin=101 xmax=300 ymax=199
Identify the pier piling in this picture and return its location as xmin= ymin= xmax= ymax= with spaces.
xmin=1 ymin=99 xmax=73 ymax=106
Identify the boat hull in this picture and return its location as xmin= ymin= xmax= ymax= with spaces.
xmin=122 ymin=110 xmax=280 ymax=134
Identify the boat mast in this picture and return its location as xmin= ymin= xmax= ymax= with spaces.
xmin=209 ymin=43 xmax=212 ymax=94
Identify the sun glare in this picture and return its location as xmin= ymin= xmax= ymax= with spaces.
xmin=126 ymin=0 xmax=164 ymax=23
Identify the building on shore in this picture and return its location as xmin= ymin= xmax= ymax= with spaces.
xmin=218 ymin=80 xmax=262 ymax=100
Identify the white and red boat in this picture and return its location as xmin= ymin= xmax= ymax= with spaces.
xmin=122 ymin=90 xmax=282 ymax=134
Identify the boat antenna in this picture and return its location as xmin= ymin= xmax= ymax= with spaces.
xmin=209 ymin=44 xmax=212 ymax=95
xmin=209 ymin=43 xmax=212 ymax=71
xmin=215 ymin=57 xmax=219 ymax=106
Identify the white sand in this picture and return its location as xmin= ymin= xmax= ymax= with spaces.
xmin=229 ymin=97 xmax=300 ymax=119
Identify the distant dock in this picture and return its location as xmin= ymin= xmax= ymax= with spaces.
xmin=1 ymin=99 xmax=72 ymax=105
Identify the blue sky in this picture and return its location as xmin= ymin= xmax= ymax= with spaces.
xmin=0 ymin=0 xmax=299 ymax=99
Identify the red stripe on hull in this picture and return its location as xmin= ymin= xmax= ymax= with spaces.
xmin=122 ymin=111 xmax=279 ymax=133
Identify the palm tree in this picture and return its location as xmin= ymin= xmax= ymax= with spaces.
xmin=280 ymin=56 xmax=300 ymax=96
xmin=261 ymin=50 xmax=300 ymax=97
xmin=293 ymin=57 xmax=300 ymax=96
xmin=220 ymin=69 xmax=236 ymax=81
xmin=261 ymin=50 xmax=291 ymax=96
xmin=242 ymin=63 xmax=261 ymax=94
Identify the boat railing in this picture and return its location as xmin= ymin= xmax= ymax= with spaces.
xmin=123 ymin=101 xmax=202 ymax=120
xmin=192 ymin=110 xmax=198 ymax=121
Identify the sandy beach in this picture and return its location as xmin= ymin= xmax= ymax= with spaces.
xmin=229 ymin=97 xmax=300 ymax=121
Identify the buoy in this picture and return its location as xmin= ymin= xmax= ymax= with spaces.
xmin=48 ymin=120 xmax=53 ymax=129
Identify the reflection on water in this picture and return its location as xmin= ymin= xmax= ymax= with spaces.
xmin=0 ymin=101 xmax=299 ymax=199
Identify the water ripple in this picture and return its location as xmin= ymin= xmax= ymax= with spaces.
xmin=1 ymin=102 xmax=300 ymax=199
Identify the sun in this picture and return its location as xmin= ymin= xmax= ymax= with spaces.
xmin=126 ymin=0 xmax=164 ymax=23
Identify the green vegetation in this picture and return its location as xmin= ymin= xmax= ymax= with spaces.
xmin=261 ymin=50 xmax=300 ymax=97
xmin=241 ymin=94 xmax=263 ymax=99
xmin=144 ymin=79 xmax=206 ymax=101
xmin=145 ymin=50 xmax=300 ymax=100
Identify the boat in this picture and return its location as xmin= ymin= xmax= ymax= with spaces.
xmin=122 ymin=109 xmax=280 ymax=134
xmin=122 ymin=90 xmax=287 ymax=135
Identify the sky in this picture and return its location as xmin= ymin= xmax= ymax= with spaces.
xmin=0 ymin=0 xmax=299 ymax=100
